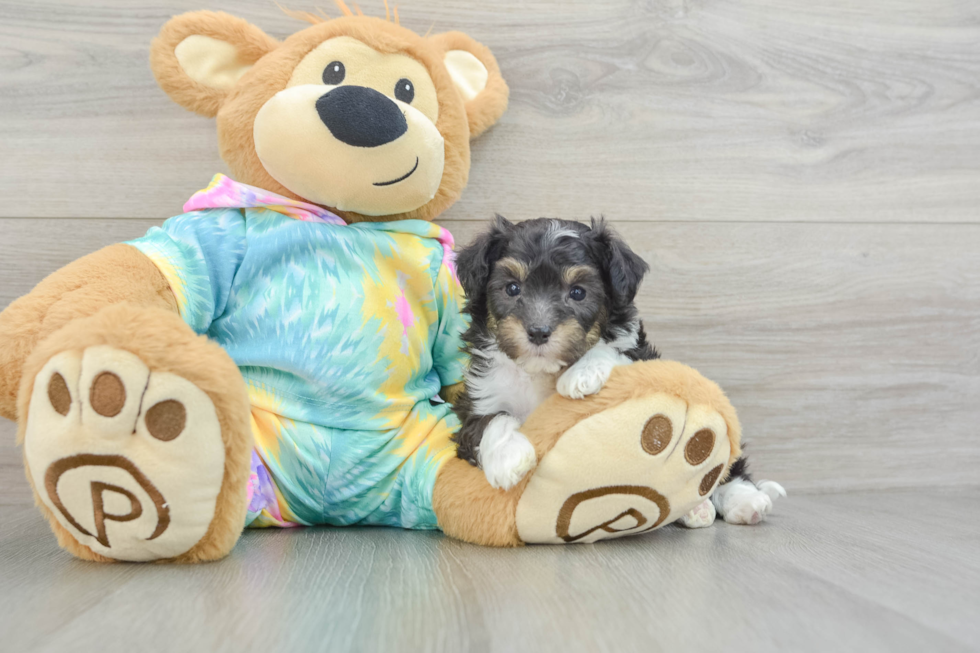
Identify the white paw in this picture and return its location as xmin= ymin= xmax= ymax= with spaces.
xmin=712 ymin=478 xmax=782 ymax=525
xmin=479 ymin=414 xmax=537 ymax=490
xmin=724 ymin=492 xmax=772 ymax=525
xmin=24 ymin=346 xmax=226 ymax=561
xmin=678 ymin=498 xmax=716 ymax=529
xmin=556 ymin=360 xmax=615 ymax=399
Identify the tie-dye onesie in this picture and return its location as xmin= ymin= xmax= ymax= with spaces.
xmin=128 ymin=175 xmax=467 ymax=530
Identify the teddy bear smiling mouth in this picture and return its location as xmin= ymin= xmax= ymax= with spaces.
xmin=373 ymin=156 xmax=420 ymax=187
xmin=1 ymin=8 xmax=754 ymax=562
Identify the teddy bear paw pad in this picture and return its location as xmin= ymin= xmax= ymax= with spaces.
xmin=24 ymin=346 xmax=226 ymax=561
xmin=515 ymin=393 xmax=731 ymax=544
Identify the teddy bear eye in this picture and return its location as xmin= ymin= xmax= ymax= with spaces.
xmin=394 ymin=78 xmax=415 ymax=104
xmin=322 ymin=61 xmax=346 ymax=85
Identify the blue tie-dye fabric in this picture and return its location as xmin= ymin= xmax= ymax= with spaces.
xmin=128 ymin=202 xmax=467 ymax=529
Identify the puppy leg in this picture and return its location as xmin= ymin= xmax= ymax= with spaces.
xmin=479 ymin=414 xmax=537 ymax=490
xmin=557 ymin=343 xmax=630 ymax=399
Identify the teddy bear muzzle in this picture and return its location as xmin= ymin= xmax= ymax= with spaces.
xmin=315 ymin=85 xmax=408 ymax=148
xmin=253 ymin=83 xmax=445 ymax=217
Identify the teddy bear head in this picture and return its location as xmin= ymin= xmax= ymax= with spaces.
xmin=150 ymin=6 xmax=508 ymax=223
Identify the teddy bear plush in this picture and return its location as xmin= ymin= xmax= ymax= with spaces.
xmin=0 ymin=7 xmax=742 ymax=562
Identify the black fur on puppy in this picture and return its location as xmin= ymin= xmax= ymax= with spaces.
xmin=451 ymin=216 xmax=658 ymax=468
xmin=448 ymin=216 xmax=784 ymax=520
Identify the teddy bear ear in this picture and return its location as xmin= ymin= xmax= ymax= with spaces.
xmin=428 ymin=32 xmax=509 ymax=139
xmin=150 ymin=11 xmax=279 ymax=118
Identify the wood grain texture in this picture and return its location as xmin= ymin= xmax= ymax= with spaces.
xmin=1 ymin=2 xmax=979 ymax=643
xmin=0 ymin=490 xmax=977 ymax=652
xmin=2 ymin=218 xmax=978 ymax=495
xmin=1 ymin=0 xmax=980 ymax=221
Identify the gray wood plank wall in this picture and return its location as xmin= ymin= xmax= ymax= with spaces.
xmin=1 ymin=0 xmax=978 ymax=501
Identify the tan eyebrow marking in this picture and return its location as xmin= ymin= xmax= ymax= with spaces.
xmin=496 ymin=257 xmax=528 ymax=281
xmin=563 ymin=265 xmax=597 ymax=285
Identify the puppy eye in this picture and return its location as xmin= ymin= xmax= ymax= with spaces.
xmin=569 ymin=286 xmax=586 ymax=301
xmin=505 ymin=282 xmax=521 ymax=297
xmin=395 ymin=78 xmax=415 ymax=103
xmin=322 ymin=61 xmax=346 ymax=85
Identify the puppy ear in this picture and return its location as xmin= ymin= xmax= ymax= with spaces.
xmin=457 ymin=215 xmax=514 ymax=300
xmin=589 ymin=218 xmax=649 ymax=306
xmin=428 ymin=32 xmax=509 ymax=139
xmin=150 ymin=11 xmax=278 ymax=117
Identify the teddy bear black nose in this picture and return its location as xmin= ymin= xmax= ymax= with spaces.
xmin=315 ymin=85 xmax=408 ymax=148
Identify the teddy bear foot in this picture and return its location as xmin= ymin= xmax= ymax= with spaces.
xmin=23 ymin=345 xmax=231 ymax=561
xmin=16 ymin=304 xmax=253 ymax=562
xmin=515 ymin=391 xmax=733 ymax=544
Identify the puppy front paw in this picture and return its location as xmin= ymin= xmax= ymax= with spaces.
xmin=479 ymin=415 xmax=537 ymax=490
xmin=557 ymin=360 xmax=615 ymax=399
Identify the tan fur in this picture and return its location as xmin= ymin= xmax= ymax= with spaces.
xmin=585 ymin=317 xmax=603 ymax=348
xmin=547 ymin=318 xmax=589 ymax=362
xmin=562 ymin=265 xmax=596 ymax=285
xmin=433 ymin=454 xmax=524 ymax=547
xmin=433 ymin=359 xmax=742 ymax=546
xmin=427 ymin=31 xmax=509 ymax=139
xmin=1 ymin=9 xmax=514 ymax=562
xmin=150 ymin=11 xmax=279 ymax=118
xmin=496 ymin=257 xmax=528 ymax=281
xmin=150 ymin=12 xmax=508 ymax=224
xmin=1 ymin=8 xmax=746 ymax=558
xmin=17 ymin=304 xmax=253 ymax=563
xmin=494 ymin=315 xmax=526 ymax=360
xmin=439 ymin=382 xmax=465 ymax=405
xmin=494 ymin=314 xmax=592 ymax=371
xmin=0 ymin=244 xmax=176 ymax=422
xmin=217 ymin=17 xmax=469 ymax=224
xmin=522 ymin=360 xmax=743 ymax=471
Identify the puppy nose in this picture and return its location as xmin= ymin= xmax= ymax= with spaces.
xmin=527 ymin=326 xmax=553 ymax=345
xmin=315 ymin=86 xmax=408 ymax=148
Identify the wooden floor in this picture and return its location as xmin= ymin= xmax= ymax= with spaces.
xmin=1 ymin=488 xmax=977 ymax=653
xmin=1 ymin=0 xmax=979 ymax=650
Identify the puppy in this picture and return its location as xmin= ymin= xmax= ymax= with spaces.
xmin=451 ymin=216 xmax=785 ymax=527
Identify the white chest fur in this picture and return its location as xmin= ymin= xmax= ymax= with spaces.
xmin=468 ymin=351 xmax=558 ymax=423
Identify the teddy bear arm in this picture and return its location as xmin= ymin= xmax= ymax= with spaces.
xmin=0 ymin=244 xmax=177 ymax=420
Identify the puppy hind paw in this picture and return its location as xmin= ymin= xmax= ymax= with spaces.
xmin=723 ymin=493 xmax=772 ymax=525
xmin=716 ymin=486 xmax=774 ymax=525
xmin=678 ymin=498 xmax=716 ymax=529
